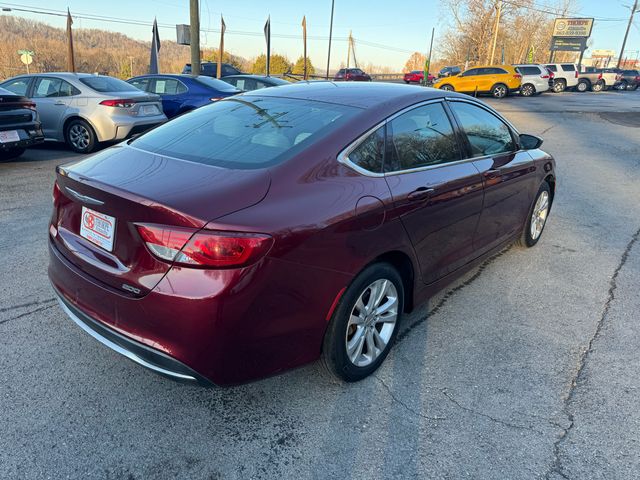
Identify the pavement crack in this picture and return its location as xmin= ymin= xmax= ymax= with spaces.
xmin=545 ymin=226 xmax=640 ymax=480
xmin=441 ymin=388 xmax=544 ymax=434
xmin=0 ymin=304 xmax=56 ymax=325
xmin=539 ymin=123 xmax=557 ymax=136
xmin=0 ymin=298 xmax=56 ymax=313
xmin=373 ymin=375 xmax=447 ymax=422
xmin=397 ymin=247 xmax=511 ymax=343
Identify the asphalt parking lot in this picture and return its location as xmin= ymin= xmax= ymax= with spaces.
xmin=1 ymin=90 xmax=639 ymax=479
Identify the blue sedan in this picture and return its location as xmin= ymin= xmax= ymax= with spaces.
xmin=127 ymin=74 xmax=241 ymax=119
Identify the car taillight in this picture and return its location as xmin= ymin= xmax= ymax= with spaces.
xmin=19 ymin=101 xmax=37 ymax=111
xmin=99 ymin=99 xmax=137 ymax=108
xmin=598 ymin=73 xmax=603 ymax=80
xmin=636 ymin=76 xmax=640 ymax=82
xmin=346 ymin=73 xmax=353 ymax=79
xmin=514 ymin=74 xmax=522 ymax=79
xmin=136 ymin=224 xmax=273 ymax=268
xmin=575 ymin=71 xmax=578 ymax=78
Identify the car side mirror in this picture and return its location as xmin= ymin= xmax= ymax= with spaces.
xmin=519 ymin=133 xmax=543 ymax=150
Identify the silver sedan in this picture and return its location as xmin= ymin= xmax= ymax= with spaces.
xmin=0 ymin=73 xmax=166 ymax=153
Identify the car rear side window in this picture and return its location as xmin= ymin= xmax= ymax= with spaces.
xmin=450 ymin=102 xmax=515 ymax=157
xmin=129 ymin=78 xmax=150 ymax=91
xmin=519 ymin=66 xmax=542 ymax=76
xmin=347 ymin=126 xmax=385 ymax=173
xmin=79 ymin=76 xmax=139 ymax=93
xmin=33 ymin=77 xmax=63 ymax=98
xmin=151 ymin=78 xmax=187 ymax=95
xmin=561 ymin=64 xmax=575 ymax=72
xmin=545 ymin=65 xmax=558 ymax=72
xmin=386 ymin=102 xmax=461 ymax=171
xmin=131 ymin=97 xmax=357 ymax=169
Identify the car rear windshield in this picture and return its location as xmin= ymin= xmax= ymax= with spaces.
xmin=518 ymin=66 xmax=541 ymax=76
xmin=79 ymin=76 xmax=140 ymax=93
xmin=624 ymin=70 xmax=639 ymax=75
xmin=194 ymin=76 xmax=240 ymax=92
xmin=131 ymin=97 xmax=357 ymax=169
xmin=560 ymin=64 xmax=575 ymax=72
xmin=545 ymin=65 xmax=558 ymax=72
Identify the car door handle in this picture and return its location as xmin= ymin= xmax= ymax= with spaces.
xmin=484 ymin=169 xmax=501 ymax=180
xmin=54 ymin=101 xmax=66 ymax=106
xmin=407 ymin=187 xmax=435 ymax=202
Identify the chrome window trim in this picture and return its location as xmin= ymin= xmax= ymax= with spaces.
xmin=337 ymin=96 xmax=523 ymax=178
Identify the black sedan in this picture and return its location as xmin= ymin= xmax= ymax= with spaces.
xmin=219 ymin=74 xmax=289 ymax=91
xmin=0 ymin=86 xmax=44 ymax=160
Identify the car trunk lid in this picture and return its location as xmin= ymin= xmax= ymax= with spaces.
xmin=50 ymin=144 xmax=271 ymax=296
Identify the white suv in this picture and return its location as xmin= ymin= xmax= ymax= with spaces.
xmin=544 ymin=63 xmax=579 ymax=93
xmin=514 ymin=64 xmax=553 ymax=96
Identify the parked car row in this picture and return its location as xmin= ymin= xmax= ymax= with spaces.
xmin=0 ymin=70 xmax=291 ymax=158
xmin=427 ymin=62 xmax=639 ymax=98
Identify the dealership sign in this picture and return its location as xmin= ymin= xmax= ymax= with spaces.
xmin=550 ymin=37 xmax=588 ymax=52
xmin=552 ymin=18 xmax=594 ymax=38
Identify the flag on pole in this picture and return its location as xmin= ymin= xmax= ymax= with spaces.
xmin=66 ymin=8 xmax=75 ymax=72
xmin=149 ymin=18 xmax=161 ymax=74
xmin=526 ymin=45 xmax=535 ymax=63
xmin=302 ymin=16 xmax=307 ymax=80
xmin=217 ymin=16 xmax=226 ymax=78
xmin=264 ymin=15 xmax=271 ymax=76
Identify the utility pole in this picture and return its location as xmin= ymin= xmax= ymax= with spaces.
xmin=347 ymin=30 xmax=352 ymax=69
xmin=189 ymin=0 xmax=200 ymax=76
xmin=617 ymin=0 xmax=638 ymax=68
xmin=425 ymin=27 xmax=434 ymax=84
xmin=326 ymin=0 xmax=335 ymax=80
xmin=489 ymin=0 xmax=502 ymax=65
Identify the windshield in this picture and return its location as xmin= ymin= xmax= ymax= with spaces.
xmin=193 ymin=76 xmax=240 ymax=92
xmin=80 ymin=76 xmax=140 ymax=93
xmin=131 ymin=96 xmax=357 ymax=169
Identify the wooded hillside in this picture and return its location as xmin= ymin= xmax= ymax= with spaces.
xmin=0 ymin=16 xmax=249 ymax=80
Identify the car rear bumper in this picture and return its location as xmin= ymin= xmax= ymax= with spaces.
xmin=90 ymin=112 xmax=167 ymax=142
xmin=0 ymin=123 xmax=44 ymax=150
xmin=53 ymin=286 xmax=214 ymax=385
xmin=48 ymin=236 xmax=351 ymax=386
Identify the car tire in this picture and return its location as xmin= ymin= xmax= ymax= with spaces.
xmin=552 ymin=79 xmax=566 ymax=93
xmin=65 ymin=119 xmax=98 ymax=154
xmin=404 ymin=80 xmax=410 ymax=84
xmin=321 ymin=262 xmax=404 ymax=382
xmin=630 ymin=84 xmax=639 ymax=91
xmin=440 ymin=84 xmax=454 ymax=91
xmin=576 ymin=80 xmax=589 ymax=92
xmin=491 ymin=83 xmax=508 ymax=99
xmin=520 ymin=83 xmax=535 ymax=97
xmin=617 ymin=80 xmax=628 ymax=91
xmin=517 ymin=182 xmax=551 ymax=248
xmin=0 ymin=147 xmax=25 ymax=161
xmin=592 ymin=81 xmax=605 ymax=92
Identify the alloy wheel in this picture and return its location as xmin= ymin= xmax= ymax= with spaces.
xmin=577 ymin=81 xmax=587 ymax=92
xmin=345 ymin=279 xmax=398 ymax=367
xmin=521 ymin=84 xmax=534 ymax=96
xmin=69 ymin=124 xmax=90 ymax=151
xmin=530 ymin=191 xmax=549 ymax=241
xmin=493 ymin=85 xmax=507 ymax=98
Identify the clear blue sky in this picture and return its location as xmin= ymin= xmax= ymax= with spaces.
xmin=1 ymin=0 xmax=639 ymax=70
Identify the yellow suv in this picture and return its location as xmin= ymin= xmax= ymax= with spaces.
xmin=434 ymin=65 xmax=522 ymax=98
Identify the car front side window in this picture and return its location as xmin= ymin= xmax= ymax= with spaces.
xmin=449 ymin=101 xmax=515 ymax=157
xmin=386 ymin=102 xmax=461 ymax=171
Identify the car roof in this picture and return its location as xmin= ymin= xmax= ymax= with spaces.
xmin=13 ymin=72 xmax=108 ymax=79
xmin=223 ymin=74 xmax=282 ymax=80
xmin=242 ymin=81 xmax=460 ymax=109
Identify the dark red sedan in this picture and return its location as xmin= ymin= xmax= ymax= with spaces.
xmin=49 ymin=82 xmax=556 ymax=386
xmin=334 ymin=68 xmax=372 ymax=81
xmin=403 ymin=70 xmax=436 ymax=84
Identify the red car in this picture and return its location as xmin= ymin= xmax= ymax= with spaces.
xmin=403 ymin=70 xmax=436 ymax=84
xmin=49 ymin=82 xmax=556 ymax=386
